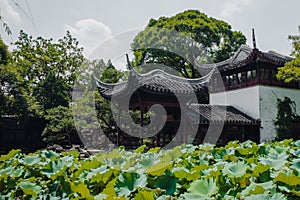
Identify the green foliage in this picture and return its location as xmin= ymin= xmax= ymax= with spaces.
xmin=277 ymin=26 xmax=300 ymax=83
xmin=11 ymin=30 xmax=85 ymax=114
xmin=274 ymin=97 xmax=299 ymax=140
xmin=183 ymin=178 xmax=218 ymax=199
xmin=132 ymin=10 xmax=246 ymax=78
xmin=0 ymin=31 xmax=85 ymax=117
xmin=0 ymin=39 xmax=28 ymax=116
xmin=0 ymin=140 xmax=300 ymax=199
xmin=100 ymin=60 xmax=126 ymax=84
xmin=115 ymin=173 xmax=147 ymax=197
xmin=222 ymin=161 xmax=248 ymax=178
xmin=0 ymin=63 xmax=29 ymax=116
xmin=42 ymin=106 xmax=76 ymax=146
xmin=0 ymin=39 xmax=10 ymax=65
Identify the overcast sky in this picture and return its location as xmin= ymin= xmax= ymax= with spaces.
xmin=1 ymin=0 xmax=300 ymax=69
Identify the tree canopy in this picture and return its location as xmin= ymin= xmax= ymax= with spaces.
xmin=277 ymin=26 xmax=300 ymax=83
xmin=9 ymin=30 xmax=85 ymax=115
xmin=131 ymin=10 xmax=246 ymax=78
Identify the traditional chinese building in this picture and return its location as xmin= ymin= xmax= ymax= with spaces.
xmin=96 ymin=53 xmax=260 ymax=148
xmin=96 ymin=32 xmax=300 ymax=146
xmin=209 ymin=44 xmax=300 ymax=142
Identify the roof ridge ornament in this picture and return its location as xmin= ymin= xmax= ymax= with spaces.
xmin=126 ymin=54 xmax=134 ymax=70
xmin=252 ymin=28 xmax=257 ymax=49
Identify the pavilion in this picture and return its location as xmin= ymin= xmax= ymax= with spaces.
xmin=97 ymin=26 xmax=300 ymax=146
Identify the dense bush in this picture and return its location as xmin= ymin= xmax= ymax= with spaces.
xmin=0 ymin=140 xmax=300 ymax=199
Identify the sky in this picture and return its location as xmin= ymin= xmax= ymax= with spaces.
xmin=1 ymin=0 xmax=300 ymax=70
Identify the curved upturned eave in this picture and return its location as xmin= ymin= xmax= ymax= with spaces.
xmin=195 ymin=45 xmax=292 ymax=73
xmin=94 ymin=75 xmax=129 ymax=100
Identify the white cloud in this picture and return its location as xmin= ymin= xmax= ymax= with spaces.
xmin=88 ymin=29 xmax=140 ymax=71
xmin=0 ymin=0 xmax=21 ymax=23
xmin=221 ymin=0 xmax=252 ymax=19
xmin=66 ymin=18 xmax=113 ymax=56
xmin=66 ymin=19 xmax=140 ymax=71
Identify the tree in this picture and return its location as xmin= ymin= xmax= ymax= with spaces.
xmin=42 ymin=106 xmax=76 ymax=146
xmin=0 ymin=39 xmax=10 ymax=65
xmin=274 ymin=97 xmax=299 ymax=141
xmin=0 ymin=39 xmax=28 ymax=116
xmin=131 ymin=10 xmax=246 ymax=78
xmin=277 ymin=26 xmax=300 ymax=83
xmin=11 ymin=30 xmax=85 ymax=115
xmin=100 ymin=60 xmax=126 ymax=84
xmin=42 ymin=59 xmax=126 ymax=147
xmin=0 ymin=64 xmax=29 ymax=116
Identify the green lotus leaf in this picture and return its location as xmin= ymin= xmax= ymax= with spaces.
xmin=86 ymin=165 xmax=108 ymax=179
xmin=137 ymin=154 xmax=158 ymax=170
xmin=268 ymin=147 xmax=289 ymax=160
xmin=291 ymin=189 xmax=300 ymax=197
xmin=0 ymin=166 xmax=14 ymax=179
xmin=134 ymin=188 xmax=155 ymax=200
xmin=274 ymin=173 xmax=300 ymax=186
xmin=134 ymin=145 xmax=147 ymax=153
xmin=280 ymin=139 xmax=293 ymax=147
xmin=294 ymin=140 xmax=300 ymax=147
xmin=259 ymin=157 xmax=286 ymax=170
xmin=21 ymin=155 xmax=41 ymax=166
xmin=290 ymin=149 xmax=300 ymax=157
xmin=290 ymin=158 xmax=300 ymax=172
xmin=252 ymin=163 xmax=270 ymax=177
xmin=102 ymin=178 xmax=118 ymax=197
xmin=19 ymin=181 xmax=42 ymax=198
xmin=86 ymin=165 xmax=113 ymax=184
xmin=172 ymin=166 xmax=190 ymax=179
xmin=156 ymin=195 xmax=171 ymax=200
xmin=94 ymin=193 xmax=107 ymax=200
xmin=115 ymin=172 xmax=147 ymax=197
xmin=240 ymin=181 xmax=274 ymax=197
xmin=223 ymin=161 xmax=248 ymax=178
xmin=74 ymin=157 xmax=102 ymax=178
xmin=147 ymin=147 xmax=161 ymax=153
xmin=70 ymin=182 xmax=92 ymax=199
xmin=153 ymin=175 xmax=178 ymax=195
xmin=245 ymin=193 xmax=287 ymax=200
xmin=11 ymin=166 xmax=24 ymax=178
xmin=41 ymin=150 xmax=59 ymax=160
xmin=271 ymin=193 xmax=287 ymax=200
xmin=146 ymin=161 xmax=172 ymax=176
xmin=0 ymin=149 xmax=21 ymax=162
xmin=183 ymin=178 xmax=218 ymax=199
xmin=41 ymin=159 xmax=68 ymax=180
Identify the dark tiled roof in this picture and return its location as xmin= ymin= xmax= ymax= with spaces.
xmin=96 ymin=69 xmax=211 ymax=99
xmin=187 ymin=104 xmax=258 ymax=124
xmin=199 ymin=45 xmax=292 ymax=72
xmin=97 ymin=81 xmax=128 ymax=99
xmin=97 ymin=46 xmax=291 ymax=99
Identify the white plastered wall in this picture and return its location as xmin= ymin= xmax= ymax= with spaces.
xmin=210 ymin=86 xmax=260 ymax=119
xmin=259 ymin=86 xmax=300 ymax=142
xmin=210 ymin=85 xmax=300 ymax=142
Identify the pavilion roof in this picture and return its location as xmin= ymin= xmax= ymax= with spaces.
xmin=96 ymin=45 xmax=291 ymax=99
xmin=187 ymin=104 xmax=258 ymax=124
xmin=96 ymin=65 xmax=211 ymax=100
xmin=199 ymin=45 xmax=292 ymax=73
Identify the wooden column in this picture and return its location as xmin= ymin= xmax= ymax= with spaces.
xmin=140 ymin=105 xmax=144 ymax=146
xmin=117 ymin=106 xmax=120 ymax=147
xmin=138 ymin=93 xmax=144 ymax=146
